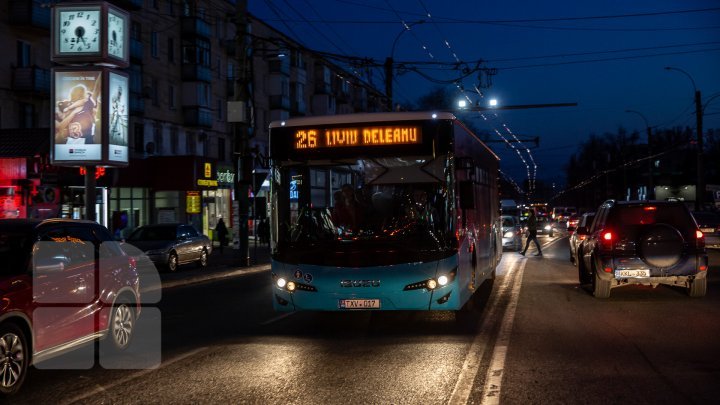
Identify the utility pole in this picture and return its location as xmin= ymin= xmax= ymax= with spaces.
xmin=234 ymin=0 xmax=251 ymax=266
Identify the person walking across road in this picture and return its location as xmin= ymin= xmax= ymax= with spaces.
xmin=521 ymin=210 xmax=543 ymax=257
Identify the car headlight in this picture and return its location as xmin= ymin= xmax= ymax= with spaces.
xmin=503 ymin=231 xmax=515 ymax=238
xmin=544 ymin=225 xmax=552 ymax=231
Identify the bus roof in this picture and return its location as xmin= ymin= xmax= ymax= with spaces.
xmin=268 ymin=111 xmax=457 ymax=128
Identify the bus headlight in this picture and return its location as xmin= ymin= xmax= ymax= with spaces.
xmin=427 ymin=279 xmax=438 ymax=290
xmin=286 ymin=281 xmax=296 ymax=291
xmin=276 ymin=278 xmax=287 ymax=288
xmin=437 ymin=275 xmax=449 ymax=286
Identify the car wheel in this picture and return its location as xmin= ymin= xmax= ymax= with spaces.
xmin=167 ymin=251 xmax=179 ymax=272
xmin=592 ymin=263 xmax=611 ymax=298
xmin=0 ymin=323 xmax=29 ymax=396
xmin=197 ymin=249 xmax=208 ymax=268
xmin=688 ymin=277 xmax=707 ymax=298
xmin=110 ymin=301 xmax=135 ymax=351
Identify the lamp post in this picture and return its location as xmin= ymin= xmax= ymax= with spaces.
xmin=625 ymin=109 xmax=654 ymax=200
xmin=665 ymin=66 xmax=703 ymax=210
xmin=384 ymin=20 xmax=424 ymax=111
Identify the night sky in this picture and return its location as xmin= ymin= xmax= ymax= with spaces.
xmin=249 ymin=0 xmax=720 ymax=192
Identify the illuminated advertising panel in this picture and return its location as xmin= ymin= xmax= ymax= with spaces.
xmin=53 ymin=69 xmax=103 ymax=163
xmin=108 ymin=71 xmax=129 ymax=163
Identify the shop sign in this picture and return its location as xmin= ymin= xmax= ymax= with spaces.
xmin=186 ymin=191 xmax=201 ymax=213
xmin=197 ymin=162 xmax=218 ymax=187
xmin=217 ymin=167 xmax=235 ymax=186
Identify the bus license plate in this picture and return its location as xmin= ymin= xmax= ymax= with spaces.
xmin=338 ymin=299 xmax=380 ymax=309
xmin=615 ymin=269 xmax=649 ymax=278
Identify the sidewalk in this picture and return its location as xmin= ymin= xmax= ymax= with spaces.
xmin=208 ymin=237 xmax=271 ymax=268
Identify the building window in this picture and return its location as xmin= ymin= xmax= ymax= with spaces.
xmin=131 ymin=21 xmax=141 ymax=40
xmin=218 ymin=137 xmax=225 ymax=161
xmin=217 ymin=98 xmax=223 ymax=121
xmin=181 ymin=38 xmax=211 ymax=66
xmin=167 ymin=37 xmax=174 ymax=63
xmin=151 ymin=77 xmax=159 ymax=106
xmin=169 ymin=84 xmax=175 ymax=109
xmin=134 ymin=123 xmax=144 ymax=154
xmin=19 ymin=103 xmax=33 ymax=128
xmin=153 ymin=124 xmax=162 ymax=154
xmin=168 ymin=0 xmax=174 ymax=15
xmin=16 ymin=41 xmax=31 ymax=67
xmin=151 ymin=31 xmax=158 ymax=58
xmin=187 ymin=132 xmax=196 ymax=155
xmin=170 ymin=127 xmax=178 ymax=154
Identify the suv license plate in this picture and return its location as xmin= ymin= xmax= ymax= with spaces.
xmin=338 ymin=299 xmax=380 ymax=309
xmin=615 ymin=269 xmax=650 ymax=278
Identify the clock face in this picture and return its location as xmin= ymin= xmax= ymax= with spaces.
xmin=107 ymin=10 xmax=126 ymax=59
xmin=58 ymin=9 xmax=102 ymax=54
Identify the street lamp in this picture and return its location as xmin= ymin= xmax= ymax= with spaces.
xmin=665 ymin=66 xmax=704 ymax=210
xmin=625 ymin=109 xmax=654 ymax=199
xmin=384 ymin=20 xmax=425 ymax=111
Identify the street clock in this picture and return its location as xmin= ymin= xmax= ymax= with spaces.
xmin=52 ymin=2 xmax=130 ymax=67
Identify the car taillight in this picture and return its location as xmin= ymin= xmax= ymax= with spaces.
xmin=600 ymin=231 xmax=614 ymax=251
xmin=696 ymin=230 xmax=705 ymax=249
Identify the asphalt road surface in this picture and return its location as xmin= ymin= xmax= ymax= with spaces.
xmin=8 ymin=234 xmax=720 ymax=404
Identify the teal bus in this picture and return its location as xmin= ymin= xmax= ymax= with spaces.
xmin=268 ymin=112 xmax=501 ymax=318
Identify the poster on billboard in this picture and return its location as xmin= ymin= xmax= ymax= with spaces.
xmin=108 ymin=71 xmax=129 ymax=163
xmin=52 ymin=69 xmax=103 ymax=163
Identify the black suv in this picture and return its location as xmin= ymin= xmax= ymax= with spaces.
xmin=577 ymin=200 xmax=708 ymax=298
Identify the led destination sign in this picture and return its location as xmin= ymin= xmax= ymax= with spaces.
xmin=294 ymin=126 xmax=422 ymax=150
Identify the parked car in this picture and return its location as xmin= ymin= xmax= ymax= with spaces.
xmin=692 ymin=211 xmax=720 ymax=248
xmin=0 ymin=219 xmax=141 ymax=395
xmin=578 ymin=200 xmax=708 ymax=298
xmin=501 ymin=215 xmax=523 ymax=251
xmin=125 ymin=223 xmax=211 ymax=272
xmin=569 ymin=212 xmax=595 ymax=266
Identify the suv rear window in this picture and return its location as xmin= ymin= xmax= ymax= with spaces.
xmin=607 ymin=204 xmax=695 ymax=236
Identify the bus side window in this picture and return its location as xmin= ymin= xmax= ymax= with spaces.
xmin=459 ymin=181 xmax=475 ymax=209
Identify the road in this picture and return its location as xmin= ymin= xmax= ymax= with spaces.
xmin=8 ymin=234 xmax=720 ymax=404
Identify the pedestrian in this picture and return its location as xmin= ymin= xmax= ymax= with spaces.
xmin=259 ymin=218 xmax=270 ymax=245
xmin=521 ymin=210 xmax=543 ymax=257
xmin=215 ymin=217 xmax=228 ymax=253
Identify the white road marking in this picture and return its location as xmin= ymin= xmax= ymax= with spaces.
xmin=480 ymin=259 xmax=526 ymax=405
xmin=448 ymin=256 xmax=525 ymax=405
xmin=260 ymin=311 xmax=296 ymax=325
xmin=61 ymin=347 xmax=209 ymax=405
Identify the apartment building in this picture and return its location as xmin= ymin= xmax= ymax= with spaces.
xmin=0 ymin=0 xmax=385 ymax=240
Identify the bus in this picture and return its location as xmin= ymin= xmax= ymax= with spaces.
xmin=268 ymin=112 xmax=501 ymax=317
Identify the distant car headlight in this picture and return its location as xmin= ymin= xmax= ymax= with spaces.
xmin=544 ymin=225 xmax=552 ymax=231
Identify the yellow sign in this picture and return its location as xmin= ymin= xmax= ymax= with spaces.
xmin=197 ymin=179 xmax=218 ymax=187
xmin=294 ymin=126 xmax=421 ymax=150
xmin=186 ymin=192 xmax=201 ymax=214
xmin=204 ymin=163 xmax=212 ymax=178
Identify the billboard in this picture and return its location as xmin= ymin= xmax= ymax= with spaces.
xmin=53 ymin=70 xmax=102 ymax=162
xmin=108 ymin=71 xmax=128 ymax=163
xmin=51 ymin=67 xmax=129 ymax=167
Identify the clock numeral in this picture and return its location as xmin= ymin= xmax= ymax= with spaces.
xmin=92 ymin=20 xmax=97 ymax=26
xmin=77 ymin=11 xmax=84 ymax=18
xmin=63 ymin=21 xmax=70 ymax=27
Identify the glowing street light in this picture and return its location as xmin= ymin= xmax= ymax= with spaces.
xmin=489 ymin=98 xmax=498 ymax=107
xmin=457 ymin=99 xmax=468 ymax=109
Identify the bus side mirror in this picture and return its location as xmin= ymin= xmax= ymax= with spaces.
xmin=459 ymin=181 xmax=475 ymax=209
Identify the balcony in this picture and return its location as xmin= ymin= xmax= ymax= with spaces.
xmin=8 ymin=0 xmax=50 ymax=30
xmin=220 ymin=39 xmax=235 ymax=56
xmin=129 ymin=91 xmax=145 ymax=116
xmin=182 ymin=64 xmax=212 ymax=82
xmin=12 ymin=66 xmax=50 ymax=94
xmin=183 ymin=106 xmax=213 ymax=128
xmin=269 ymin=95 xmax=290 ymax=111
xmin=130 ymin=37 xmax=144 ymax=62
xmin=181 ymin=17 xmax=211 ymax=39
xmin=107 ymin=0 xmax=143 ymax=10
xmin=290 ymin=100 xmax=306 ymax=117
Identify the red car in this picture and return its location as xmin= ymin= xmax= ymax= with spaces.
xmin=0 ymin=219 xmax=141 ymax=396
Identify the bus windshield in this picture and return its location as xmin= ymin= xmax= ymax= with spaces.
xmin=270 ymin=156 xmax=456 ymax=266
